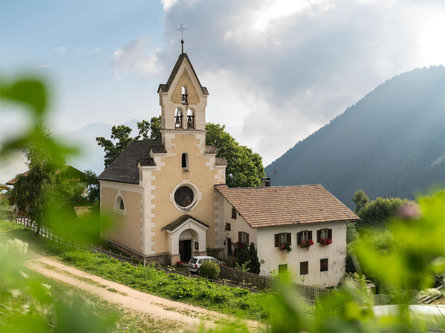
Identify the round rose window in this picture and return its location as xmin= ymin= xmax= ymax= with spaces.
xmin=174 ymin=186 xmax=195 ymax=208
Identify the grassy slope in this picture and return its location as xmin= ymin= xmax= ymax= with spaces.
xmin=0 ymin=221 xmax=268 ymax=321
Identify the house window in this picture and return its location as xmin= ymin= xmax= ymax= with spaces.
xmin=300 ymin=261 xmax=308 ymax=275
xmin=181 ymin=153 xmax=188 ymax=169
xmin=231 ymin=207 xmax=237 ymax=219
xmin=297 ymin=230 xmax=312 ymax=245
xmin=274 ymin=233 xmax=291 ymax=247
xmin=225 ymin=223 xmax=231 ymax=231
xmin=320 ymin=258 xmax=328 ymax=272
xmin=114 ymin=195 xmax=125 ymax=215
xmin=238 ymin=231 xmax=249 ymax=245
xmin=317 ymin=228 xmax=333 ymax=245
xmin=278 ymin=264 xmax=288 ymax=274
xmin=181 ymin=86 xmax=188 ymax=105
xmin=175 ymin=108 xmax=183 ymax=128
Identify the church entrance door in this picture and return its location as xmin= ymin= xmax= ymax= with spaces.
xmin=179 ymin=240 xmax=192 ymax=262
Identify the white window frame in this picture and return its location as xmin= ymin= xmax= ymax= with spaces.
xmin=114 ymin=194 xmax=126 ymax=215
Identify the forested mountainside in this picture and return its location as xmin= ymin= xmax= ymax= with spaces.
xmin=266 ymin=66 xmax=445 ymax=207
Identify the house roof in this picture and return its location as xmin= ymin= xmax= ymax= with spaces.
xmin=98 ymin=139 xmax=161 ymax=184
xmin=6 ymin=171 xmax=30 ymax=185
xmin=157 ymin=53 xmax=209 ymax=95
xmin=6 ymin=166 xmax=85 ymax=185
xmin=215 ymin=184 xmax=359 ymax=228
xmin=161 ymin=214 xmax=209 ymax=232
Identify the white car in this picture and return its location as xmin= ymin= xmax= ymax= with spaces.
xmin=188 ymin=256 xmax=220 ymax=273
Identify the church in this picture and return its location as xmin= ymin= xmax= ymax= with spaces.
xmin=98 ymin=46 xmax=358 ymax=286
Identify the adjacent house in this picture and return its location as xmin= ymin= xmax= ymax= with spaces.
xmin=98 ymin=46 xmax=358 ymax=286
xmin=215 ymin=184 xmax=358 ymax=286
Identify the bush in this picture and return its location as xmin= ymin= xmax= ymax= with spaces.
xmin=199 ymin=261 xmax=220 ymax=279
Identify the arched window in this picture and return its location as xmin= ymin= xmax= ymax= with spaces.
xmin=114 ymin=195 xmax=126 ymax=214
xmin=181 ymin=86 xmax=188 ymax=105
xmin=187 ymin=109 xmax=195 ymax=129
xmin=182 ymin=153 xmax=188 ymax=169
xmin=175 ymin=108 xmax=183 ymax=128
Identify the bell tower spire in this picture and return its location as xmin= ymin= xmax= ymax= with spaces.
xmin=177 ymin=24 xmax=187 ymax=55
xmin=157 ymin=41 xmax=209 ymax=146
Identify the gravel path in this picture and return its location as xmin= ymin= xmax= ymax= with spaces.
xmin=27 ymin=256 xmax=257 ymax=331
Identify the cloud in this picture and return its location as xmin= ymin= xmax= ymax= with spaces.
xmin=34 ymin=64 xmax=51 ymax=69
xmin=161 ymin=0 xmax=179 ymax=12
xmin=75 ymin=47 xmax=103 ymax=54
xmin=157 ymin=0 xmax=445 ymax=164
xmin=112 ymin=36 xmax=161 ymax=79
xmin=52 ymin=46 xmax=68 ymax=53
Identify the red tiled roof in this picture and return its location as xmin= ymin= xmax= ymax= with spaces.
xmin=215 ymin=184 xmax=358 ymax=228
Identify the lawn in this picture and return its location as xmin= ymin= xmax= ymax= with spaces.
xmin=0 ymin=220 xmax=269 ymax=321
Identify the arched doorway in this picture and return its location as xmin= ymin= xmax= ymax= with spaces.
xmin=179 ymin=228 xmax=198 ymax=262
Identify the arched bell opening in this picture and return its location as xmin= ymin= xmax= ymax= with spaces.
xmin=181 ymin=86 xmax=188 ymax=105
xmin=174 ymin=108 xmax=183 ymax=128
xmin=187 ymin=109 xmax=195 ymax=129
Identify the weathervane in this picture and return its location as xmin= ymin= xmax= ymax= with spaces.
xmin=177 ymin=24 xmax=187 ymax=54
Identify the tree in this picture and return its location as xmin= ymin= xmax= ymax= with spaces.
xmin=97 ymin=117 xmax=161 ymax=168
xmin=235 ymin=242 xmax=250 ymax=266
xmin=247 ymin=242 xmax=261 ymax=274
xmin=10 ymin=141 xmax=60 ymax=232
xmin=352 ymin=189 xmax=369 ymax=214
xmin=135 ymin=116 xmax=161 ymax=140
xmin=358 ymin=196 xmax=411 ymax=229
xmin=96 ymin=125 xmax=133 ymax=168
xmin=83 ymin=170 xmax=99 ymax=204
xmin=205 ymin=123 xmax=265 ymax=187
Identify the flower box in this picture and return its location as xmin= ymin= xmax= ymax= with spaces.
xmin=279 ymin=243 xmax=292 ymax=253
xmin=320 ymin=238 xmax=333 ymax=246
xmin=298 ymin=239 xmax=314 ymax=248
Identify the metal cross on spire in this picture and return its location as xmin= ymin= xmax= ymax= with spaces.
xmin=177 ymin=24 xmax=187 ymax=54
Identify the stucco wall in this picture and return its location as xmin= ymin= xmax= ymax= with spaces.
xmin=220 ymin=195 xmax=257 ymax=257
xmin=171 ymin=69 xmax=200 ymax=105
xmin=99 ymin=181 xmax=143 ymax=254
xmin=256 ymin=222 xmax=347 ymax=287
xmin=143 ymin=132 xmax=226 ymax=256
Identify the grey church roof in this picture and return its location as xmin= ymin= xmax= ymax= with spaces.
xmin=157 ymin=53 xmax=209 ymax=95
xmin=98 ymin=139 xmax=160 ymax=184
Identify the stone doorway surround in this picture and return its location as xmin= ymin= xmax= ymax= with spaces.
xmin=161 ymin=214 xmax=209 ymax=265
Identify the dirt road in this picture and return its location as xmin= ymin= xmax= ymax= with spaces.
xmin=28 ymin=256 xmax=256 ymax=331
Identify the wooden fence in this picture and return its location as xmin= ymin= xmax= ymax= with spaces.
xmin=3 ymin=215 xmax=331 ymax=302
xmin=219 ymin=263 xmax=332 ymax=302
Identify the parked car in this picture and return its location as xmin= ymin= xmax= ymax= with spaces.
xmin=188 ymin=256 xmax=220 ymax=273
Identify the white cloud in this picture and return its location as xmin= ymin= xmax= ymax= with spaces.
xmin=159 ymin=0 xmax=445 ymax=165
xmin=161 ymin=0 xmax=179 ymax=12
xmin=52 ymin=46 xmax=68 ymax=53
xmin=0 ymin=152 xmax=27 ymax=185
xmin=112 ymin=36 xmax=160 ymax=79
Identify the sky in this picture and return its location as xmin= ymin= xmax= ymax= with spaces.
xmin=1 ymin=0 xmax=444 ymax=182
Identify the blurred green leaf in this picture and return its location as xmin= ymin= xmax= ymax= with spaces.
xmin=0 ymin=78 xmax=47 ymax=117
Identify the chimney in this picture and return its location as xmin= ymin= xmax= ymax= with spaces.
xmin=261 ymin=177 xmax=271 ymax=187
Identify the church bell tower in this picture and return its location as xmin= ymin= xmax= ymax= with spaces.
xmin=157 ymin=51 xmax=209 ymax=146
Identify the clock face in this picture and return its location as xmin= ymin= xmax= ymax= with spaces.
xmin=174 ymin=186 xmax=195 ymax=208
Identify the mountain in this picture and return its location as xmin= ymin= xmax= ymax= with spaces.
xmin=266 ymin=66 xmax=445 ymax=207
